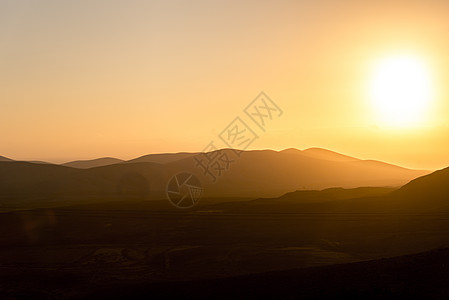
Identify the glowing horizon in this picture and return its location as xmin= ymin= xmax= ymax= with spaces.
xmin=1 ymin=0 xmax=448 ymax=170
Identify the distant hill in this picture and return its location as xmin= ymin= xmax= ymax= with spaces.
xmin=62 ymin=157 xmax=124 ymax=169
xmin=182 ymin=149 xmax=429 ymax=197
xmin=0 ymin=156 xmax=52 ymax=165
xmin=0 ymin=148 xmax=431 ymax=205
xmin=0 ymin=156 xmax=13 ymax=162
xmin=300 ymin=147 xmax=359 ymax=162
xmin=0 ymin=161 xmax=115 ymax=197
xmin=61 ymin=153 xmax=198 ymax=168
xmin=126 ymin=152 xmax=197 ymax=164
xmin=208 ymin=165 xmax=449 ymax=214
xmin=395 ymin=166 xmax=449 ymax=198
xmin=277 ymin=186 xmax=395 ymax=203
xmin=28 ymin=161 xmax=52 ymax=165
xmin=390 ymin=166 xmax=449 ymax=211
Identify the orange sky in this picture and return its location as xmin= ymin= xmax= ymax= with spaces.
xmin=1 ymin=0 xmax=448 ymax=169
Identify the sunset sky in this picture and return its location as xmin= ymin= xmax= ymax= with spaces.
xmin=1 ymin=0 xmax=448 ymax=169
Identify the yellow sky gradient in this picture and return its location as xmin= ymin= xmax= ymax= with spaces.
xmin=1 ymin=0 xmax=448 ymax=169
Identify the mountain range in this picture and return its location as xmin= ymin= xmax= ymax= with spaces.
xmin=0 ymin=148 xmax=431 ymax=202
xmin=62 ymin=157 xmax=124 ymax=169
xmin=0 ymin=149 xmax=448 ymax=299
xmin=0 ymin=156 xmax=13 ymax=162
xmin=206 ymin=165 xmax=449 ymax=214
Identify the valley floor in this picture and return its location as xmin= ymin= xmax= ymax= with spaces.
xmin=0 ymin=198 xmax=448 ymax=299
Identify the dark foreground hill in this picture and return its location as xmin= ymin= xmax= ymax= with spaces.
xmin=0 ymin=168 xmax=448 ymax=299
xmin=83 ymin=247 xmax=449 ymax=299
xmin=392 ymin=166 xmax=449 ymax=207
xmin=0 ymin=155 xmax=13 ymax=162
xmin=0 ymin=193 xmax=448 ymax=299
xmin=207 ymin=165 xmax=449 ymax=214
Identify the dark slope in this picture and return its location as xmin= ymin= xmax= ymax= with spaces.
xmin=204 ymin=165 xmax=449 ymax=214
xmin=389 ymin=166 xmax=449 ymax=211
xmin=184 ymin=149 xmax=428 ymax=197
xmin=81 ymin=247 xmax=449 ymax=300
xmin=0 ymin=161 xmax=114 ymax=196
xmin=0 ymin=156 xmax=13 ymax=162
xmin=395 ymin=166 xmax=449 ymax=199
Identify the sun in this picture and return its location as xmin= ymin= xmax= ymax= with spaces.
xmin=369 ymin=54 xmax=434 ymax=127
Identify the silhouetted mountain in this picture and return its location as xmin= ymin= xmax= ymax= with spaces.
xmin=62 ymin=157 xmax=124 ymax=169
xmin=0 ymin=156 xmax=13 ymax=162
xmin=181 ymin=149 xmax=429 ymax=197
xmin=0 ymin=149 xmax=430 ymax=204
xmin=208 ymin=165 xmax=449 ymax=214
xmin=300 ymin=147 xmax=359 ymax=162
xmin=28 ymin=161 xmax=52 ymax=165
xmin=126 ymin=152 xmax=197 ymax=164
xmin=0 ymin=161 xmax=115 ymax=197
xmin=0 ymin=156 xmax=52 ymax=164
xmin=277 ymin=186 xmax=395 ymax=203
xmin=390 ymin=166 xmax=449 ymax=211
xmin=396 ymin=166 xmax=449 ymax=197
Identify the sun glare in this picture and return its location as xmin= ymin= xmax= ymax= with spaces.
xmin=369 ymin=54 xmax=434 ymax=127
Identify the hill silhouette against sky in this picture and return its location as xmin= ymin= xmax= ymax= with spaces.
xmin=299 ymin=147 xmax=359 ymax=162
xmin=2 ymin=1 xmax=449 ymax=298
xmin=205 ymin=165 xmax=449 ymax=214
xmin=62 ymin=157 xmax=124 ymax=169
xmin=0 ymin=148 xmax=430 ymax=206
xmin=126 ymin=152 xmax=198 ymax=164
xmin=0 ymin=156 xmax=13 ymax=162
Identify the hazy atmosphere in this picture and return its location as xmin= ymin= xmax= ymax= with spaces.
xmin=1 ymin=1 xmax=449 ymax=299
xmin=2 ymin=0 xmax=449 ymax=169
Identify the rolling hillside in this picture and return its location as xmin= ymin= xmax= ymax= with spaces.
xmin=0 ymin=149 xmax=431 ymax=203
xmin=62 ymin=157 xmax=124 ymax=169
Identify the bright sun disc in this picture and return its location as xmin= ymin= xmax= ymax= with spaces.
xmin=369 ymin=55 xmax=434 ymax=127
